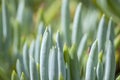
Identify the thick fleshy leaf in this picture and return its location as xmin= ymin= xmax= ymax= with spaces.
xmin=56 ymin=32 xmax=66 ymax=80
xmin=61 ymin=0 xmax=71 ymax=46
xmin=16 ymin=0 xmax=25 ymax=23
xmin=29 ymin=40 xmax=35 ymax=59
xmin=85 ymin=40 xmax=98 ymax=80
xmin=37 ymin=22 xmax=45 ymax=37
xmin=35 ymin=36 xmax=41 ymax=63
xmin=29 ymin=56 xmax=38 ymax=80
xmin=104 ymin=41 xmax=116 ymax=80
xmin=72 ymin=3 xmax=82 ymax=47
xmin=56 ymin=32 xmax=63 ymax=51
xmin=2 ymin=0 xmax=7 ymax=39
xmin=40 ymin=28 xmax=50 ymax=80
xmin=23 ymin=42 xmax=29 ymax=79
xmin=66 ymin=64 xmax=70 ymax=80
xmin=97 ymin=15 xmax=107 ymax=52
xmin=96 ymin=51 xmax=104 ymax=80
xmin=48 ymin=26 xmax=53 ymax=47
xmin=16 ymin=59 xmax=22 ymax=78
xmin=77 ymin=34 xmax=88 ymax=61
xmin=106 ymin=18 xmax=114 ymax=44
xmin=48 ymin=47 xmax=58 ymax=80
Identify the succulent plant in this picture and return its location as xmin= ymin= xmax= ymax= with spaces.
xmin=10 ymin=0 xmax=117 ymax=80
xmin=0 ymin=0 xmax=119 ymax=80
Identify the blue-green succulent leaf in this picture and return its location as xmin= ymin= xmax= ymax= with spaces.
xmin=104 ymin=40 xmax=116 ymax=80
xmin=72 ymin=3 xmax=82 ymax=47
xmin=16 ymin=0 xmax=25 ymax=23
xmin=23 ymin=42 xmax=29 ymax=78
xmin=48 ymin=26 xmax=53 ymax=49
xmin=2 ymin=0 xmax=7 ymax=39
xmin=97 ymin=15 xmax=107 ymax=52
xmin=40 ymin=28 xmax=50 ymax=80
xmin=61 ymin=0 xmax=71 ymax=46
xmin=106 ymin=17 xmax=114 ymax=44
xmin=35 ymin=36 xmax=41 ymax=63
xmin=29 ymin=56 xmax=38 ymax=80
xmin=56 ymin=32 xmax=66 ymax=80
xmin=16 ymin=59 xmax=22 ymax=78
xmin=85 ymin=40 xmax=98 ymax=80
xmin=37 ymin=22 xmax=45 ymax=37
xmin=29 ymin=40 xmax=35 ymax=59
xmin=77 ymin=34 xmax=88 ymax=61
xmin=56 ymin=32 xmax=63 ymax=51
xmin=96 ymin=51 xmax=104 ymax=80
xmin=66 ymin=64 xmax=70 ymax=80
xmin=48 ymin=47 xmax=58 ymax=80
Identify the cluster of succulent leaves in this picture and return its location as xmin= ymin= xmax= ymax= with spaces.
xmin=0 ymin=0 xmax=120 ymax=80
